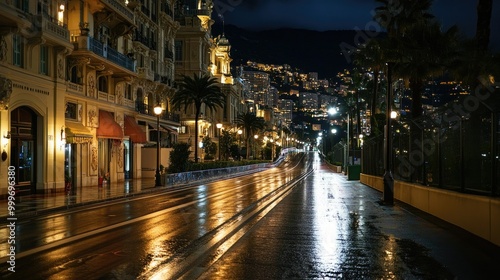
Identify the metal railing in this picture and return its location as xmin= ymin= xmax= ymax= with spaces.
xmin=164 ymin=163 xmax=270 ymax=186
xmin=362 ymin=94 xmax=500 ymax=197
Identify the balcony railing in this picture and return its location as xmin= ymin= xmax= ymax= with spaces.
xmin=35 ymin=14 xmax=70 ymax=42
xmin=135 ymin=102 xmax=179 ymax=122
xmin=101 ymin=0 xmax=134 ymax=24
xmin=161 ymin=112 xmax=180 ymax=122
xmin=67 ymin=82 xmax=84 ymax=95
xmin=77 ymin=36 xmax=134 ymax=72
xmin=137 ymin=67 xmax=154 ymax=80
xmin=107 ymin=47 xmax=135 ymax=72
xmin=133 ymin=31 xmax=157 ymax=50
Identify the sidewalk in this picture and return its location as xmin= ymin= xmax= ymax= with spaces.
xmin=0 ymin=178 xmax=160 ymax=219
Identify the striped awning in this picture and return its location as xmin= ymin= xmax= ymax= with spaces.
xmin=65 ymin=121 xmax=93 ymax=144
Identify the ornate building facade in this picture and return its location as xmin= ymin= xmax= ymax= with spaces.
xmin=0 ymin=0 xmax=180 ymax=196
xmin=174 ymin=0 xmax=246 ymax=161
xmin=0 ymin=0 xmax=246 ymax=196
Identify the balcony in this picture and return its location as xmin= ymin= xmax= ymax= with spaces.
xmin=133 ymin=31 xmax=157 ymax=50
xmin=67 ymin=82 xmax=84 ymax=95
xmin=135 ymin=102 xmax=179 ymax=122
xmin=32 ymin=14 xmax=71 ymax=46
xmin=71 ymin=35 xmax=136 ymax=74
xmin=100 ymin=0 xmax=135 ymax=25
xmin=0 ymin=1 xmax=32 ymax=31
xmin=137 ymin=67 xmax=155 ymax=81
xmin=161 ymin=112 xmax=180 ymax=122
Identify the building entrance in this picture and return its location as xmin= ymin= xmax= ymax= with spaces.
xmin=10 ymin=106 xmax=37 ymax=194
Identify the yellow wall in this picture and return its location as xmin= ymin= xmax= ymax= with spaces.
xmin=360 ymin=173 xmax=500 ymax=247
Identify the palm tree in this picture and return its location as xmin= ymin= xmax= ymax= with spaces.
xmin=356 ymin=39 xmax=384 ymax=119
xmin=235 ymin=112 xmax=266 ymax=159
xmin=476 ymin=0 xmax=493 ymax=52
xmin=374 ymin=0 xmax=434 ymax=39
xmin=171 ymin=73 xmax=225 ymax=162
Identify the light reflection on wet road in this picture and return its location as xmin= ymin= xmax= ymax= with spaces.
xmin=199 ymin=152 xmax=497 ymax=279
xmin=1 ymin=152 xmax=498 ymax=279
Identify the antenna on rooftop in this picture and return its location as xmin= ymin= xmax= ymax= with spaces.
xmin=218 ymin=13 xmax=225 ymax=36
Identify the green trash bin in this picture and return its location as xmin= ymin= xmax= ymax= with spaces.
xmin=347 ymin=165 xmax=361 ymax=180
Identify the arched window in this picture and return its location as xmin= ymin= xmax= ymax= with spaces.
xmin=69 ymin=65 xmax=82 ymax=84
xmin=135 ymin=88 xmax=145 ymax=113
xmin=98 ymin=76 xmax=108 ymax=93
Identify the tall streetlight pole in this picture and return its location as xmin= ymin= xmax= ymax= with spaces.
xmin=383 ymin=62 xmax=394 ymax=205
xmin=153 ymin=104 xmax=163 ymax=187
xmin=237 ymin=129 xmax=243 ymax=160
xmin=254 ymin=134 xmax=258 ymax=159
xmin=216 ymin=123 xmax=222 ymax=161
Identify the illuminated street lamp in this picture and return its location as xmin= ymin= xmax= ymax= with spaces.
xmin=237 ymin=129 xmax=243 ymax=160
xmin=153 ymin=104 xmax=163 ymax=187
xmin=216 ymin=123 xmax=223 ymax=160
xmin=254 ymin=134 xmax=259 ymax=159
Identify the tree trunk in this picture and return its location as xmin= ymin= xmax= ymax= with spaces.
xmin=194 ymin=110 xmax=200 ymax=163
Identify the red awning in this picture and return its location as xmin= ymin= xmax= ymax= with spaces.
xmin=96 ymin=110 xmax=124 ymax=139
xmin=124 ymin=115 xmax=147 ymax=143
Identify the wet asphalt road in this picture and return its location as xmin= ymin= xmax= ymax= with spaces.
xmin=199 ymin=153 xmax=499 ymax=279
xmin=1 ymin=152 xmax=499 ymax=279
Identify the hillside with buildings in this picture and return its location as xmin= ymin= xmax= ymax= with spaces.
xmin=212 ymin=23 xmax=359 ymax=80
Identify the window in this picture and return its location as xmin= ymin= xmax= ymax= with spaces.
xmin=125 ymin=84 xmax=132 ymax=100
xmin=70 ymin=65 xmax=83 ymax=84
xmin=174 ymin=40 xmax=183 ymax=61
xmin=98 ymin=76 xmax=108 ymax=92
xmin=65 ymin=102 xmax=78 ymax=120
xmin=40 ymin=45 xmax=49 ymax=75
xmin=13 ymin=34 xmax=24 ymax=67
xmin=15 ymin=0 xmax=29 ymax=12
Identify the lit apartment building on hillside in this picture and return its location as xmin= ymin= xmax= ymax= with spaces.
xmin=299 ymin=92 xmax=319 ymax=111
xmin=241 ymin=70 xmax=271 ymax=110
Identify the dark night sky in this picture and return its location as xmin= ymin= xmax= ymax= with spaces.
xmin=216 ymin=0 xmax=500 ymax=50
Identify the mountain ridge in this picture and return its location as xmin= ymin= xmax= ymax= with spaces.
xmin=212 ymin=23 xmax=362 ymax=79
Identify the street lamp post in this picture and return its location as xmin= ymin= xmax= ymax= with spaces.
xmin=153 ymin=104 xmax=163 ymax=187
xmin=253 ymin=134 xmax=258 ymax=159
xmin=346 ymin=111 xmax=350 ymax=166
xmin=237 ymin=129 xmax=243 ymax=160
xmin=383 ymin=62 xmax=394 ymax=205
xmin=216 ymin=123 xmax=222 ymax=161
